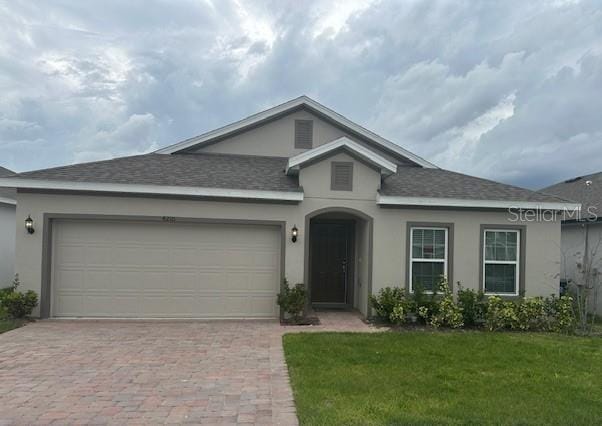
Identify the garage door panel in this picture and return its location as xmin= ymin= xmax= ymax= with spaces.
xmin=52 ymin=220 xmax=281 ymax=318
xmin=55 ymin=244 xmax=86 ymax=265
xmin=85 ymin=245 xmax=113 ymax=266
xmin=141 ymin=271 xmax=170 ymax=290
xmin=250 ymin=272 xmax=281 ymax=291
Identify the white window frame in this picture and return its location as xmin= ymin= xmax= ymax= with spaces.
xmin=409 ymin=227 xmax=448 ymax=294
xmin=482 ymin=229 xmax=520 ymax=296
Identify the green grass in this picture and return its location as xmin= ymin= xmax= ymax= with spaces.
xmin=283 ymin=332 xmax=602 ymax=425
xmin=0 ymin=318 xmax=24 ymax=334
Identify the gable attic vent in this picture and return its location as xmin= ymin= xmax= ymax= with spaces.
xmin=331 ymin=162 xmax=353 ymax=191
xmin=294 ymin=120 xmax=313 ymax=149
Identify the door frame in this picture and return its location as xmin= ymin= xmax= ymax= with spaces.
xmin=303 ymin=207 xmax=374 ymax=314
xmin=308 ymin=219 xmax=355 ymax=308
xmin=40 ymin=213 xmax=286 ymax=319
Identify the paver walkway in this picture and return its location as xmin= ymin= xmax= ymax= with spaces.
xmin=0 ymin=311 xmax=378 ymax=425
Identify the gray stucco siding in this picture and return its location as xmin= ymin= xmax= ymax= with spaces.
xmin=0 ymin=203 xmax=16 ymax=287
xmin=15 ymin=188 xmax=561 ymax=318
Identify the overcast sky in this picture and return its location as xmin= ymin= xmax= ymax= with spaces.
xmin=0 ymin=0 xmax=601 ymax=189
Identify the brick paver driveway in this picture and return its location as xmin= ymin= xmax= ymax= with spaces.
xmin=0 ymin=320 xmax=298 ymax=425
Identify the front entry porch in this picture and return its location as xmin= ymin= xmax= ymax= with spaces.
xmin=305 ymin=208 xmax=373 ymax=316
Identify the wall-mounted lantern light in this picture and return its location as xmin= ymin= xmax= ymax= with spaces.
xmin=291 ymin=225 xmax=298 ymax=243
xmin=25 ymin=215 xmax=35 ymax=234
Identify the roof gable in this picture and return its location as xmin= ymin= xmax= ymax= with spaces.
xmin=156 ymin=96 xmax=437 ymax=169
xmin=286 ymin=137 xmax=397 ymax=176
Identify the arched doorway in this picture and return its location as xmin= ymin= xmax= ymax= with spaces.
xmin=304 ymin=207 xmax=373 ymax=315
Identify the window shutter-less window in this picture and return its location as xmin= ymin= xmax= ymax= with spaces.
xmin=331 ymin=162 xmax=353 ymax=191
xmin=294 ymin=120 xmax=313 ymax=149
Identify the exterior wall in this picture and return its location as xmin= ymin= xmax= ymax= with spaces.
xmin=195 ymin=110 xmax=407 ymax=164
xmin=0 ymin=204 xmax=15 ymax=287
xmin=355 ymin=219 xmax=370 ymax=316
xmin=16 ymin=190 xmax=561 ymax=317
xmin=560 ymin=222 xmax=602 ymax=314
xmin=299 ymin=152 xmax=381 ymax=201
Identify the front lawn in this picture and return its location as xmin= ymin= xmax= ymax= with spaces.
xmin=283 ymin=332 xmax=602 ymax=425
xmin=0 ymin=318 xmax=25 ymax=334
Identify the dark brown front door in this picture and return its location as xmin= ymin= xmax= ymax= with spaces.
xmin=310 ymin=222 xmax=352 ymax=304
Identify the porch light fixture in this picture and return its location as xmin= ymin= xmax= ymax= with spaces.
xmin=25 ymin=215 xmax=35 ymax=234
xmin=291 ymin=225 xmax=298 ymax=243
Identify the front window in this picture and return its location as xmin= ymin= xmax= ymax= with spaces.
xmin=483 ymin=229 xmax=520 ymax=295
xmin=410 ymin=227 xmax=448 ymax=293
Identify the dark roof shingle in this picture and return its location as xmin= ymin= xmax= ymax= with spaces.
xmin=7 ymin=153 xmax=568 ymax=204
xmin=540 ymin=172 xmax=602 ymax=218
xmin=381 ymin=167 xmax=566 ymax=203
xmin=0 ymin=166 xmax=15 ymax=178
xmin=17 ymin=153 xmax=300 ymax=192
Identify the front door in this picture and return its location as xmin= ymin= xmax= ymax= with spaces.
xmin=310 ymin=221 xmax=353 ymax=305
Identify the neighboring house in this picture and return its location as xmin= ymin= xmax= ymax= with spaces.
xmin=0 ymin=96 xmax=578 ymax=319
xmin=541 ymin=173 xmax=602 ymax=314
xmin=0 ymin=166 xmax=16 ymax=287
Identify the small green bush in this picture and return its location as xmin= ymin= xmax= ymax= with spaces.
xmin=389 ymin=304 xmax=406 ymax=325
xmin=545 ymin=295 xmax=576 ymax=333
xmin=407 ymin=282 xmax=440 ymax=323
xmin=485 ymin=296 xmax=517 ymax=331
xmin=515 ymin=297 xmax=546 ymax=331
xmin=457 ymin=285 xmax=486 ymax=326
xmin=0 ymin=274 xmax=38 ymax=319
xmin=0 ymin=274 xmax=20 ymax=305
xmin=3 ymin=290 xmax=38 ymax=319
xmin=369 ymin=287 xmax=405 ymax=322
xmin=277 ymin=278 xmax=306 ymax=321
xmin=430 ymin=280 xmax=463 ymax=328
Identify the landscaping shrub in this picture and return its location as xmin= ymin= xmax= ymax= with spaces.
xmin=486 ymin=296 xmax=518 ymax=331
xmin=407 ymin=283 xmax=439 ymax=324
xmin=515 ymin=297 xmax=547 ymax=331
xmin=371 ymin=280 xmax=576 ymax=334
xmin=3 ymin=291 xmax=38 ymax=319
xmin=389 ymin=304 xmax=406 ymax=325
xmin=430 ymin=280 xmax=463 ymax=328
xmin=369 ymin=286 xmax=405 ymax=322
xmin=277 ymin=278 xmax=306 ymax=321
xmin=457 ymin=285 xmax=486 ymax=326
xmin=544 ymin=295 xmax=576 ymax=333
xmin=0 ymin=274 xmax=38 ymax=319
xmin=0 ymin=274 xmax=19 ymax=305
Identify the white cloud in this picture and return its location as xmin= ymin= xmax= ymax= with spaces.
xmin=0 ymin=0 xmax=601 ymax=189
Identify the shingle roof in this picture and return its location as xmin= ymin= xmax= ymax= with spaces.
xmin=0 ymin=166 xmax=15 ymax=178
xmin=381 ymin=167 xmax=566 ymax=203
xmin=540 ymin=172 xmax=602 ymax=219
xmin=15 ymin=153 xmax=300 ymax=192
xmin=4 ymin=153 xmax=567 ymax=204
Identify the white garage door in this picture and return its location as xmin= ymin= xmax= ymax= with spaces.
xmin=51 ymin=220 xmax=281 ymax=318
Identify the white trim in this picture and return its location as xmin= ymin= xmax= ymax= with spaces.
xmin=409 ymin=227 xmax=448 ymax=294
xmin=155 ymin=96 xmax=437 ymax=169
xmin=482 ymin=229 xmax=520 ymax=296
xmin=0 ymin=196 xmax=16 ymax=205
xmin=0 ymin=178 xmax=304 ymax=202
xmin=286 ymin=137 xmax=397 ymax=176
xmin=377 ymin=194 xmax=581 ymax=211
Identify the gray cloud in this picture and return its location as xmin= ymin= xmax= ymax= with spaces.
xmin=0 ymin=0 xmax=600 ymax=189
